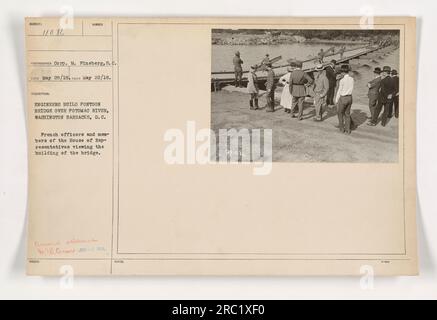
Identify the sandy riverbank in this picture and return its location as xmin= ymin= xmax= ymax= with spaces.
xmin=211 ymin=90 xmax=399 ymax=162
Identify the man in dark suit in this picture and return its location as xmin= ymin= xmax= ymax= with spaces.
xmin=368 ymin=66 xmax=395 ymax=126
xmin=264 ymin=63 xmax=276 ymax=112
xmin=391 ymin=69 xmax=400 ymax=118
xmin=325 ymin=60 xmax=337 ymax=106
xmin=289 ymin=60 xmax=313 ymax=120
xmin=366 ymin=67 xmax=382 ymax=121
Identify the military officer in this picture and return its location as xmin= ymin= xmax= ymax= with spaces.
xmin=233 ymin=51 xmax=243 ymax=87
xmin=264 ymin=63 xmax=276 ymax=112
xmin=289 ymin=60 xmax=313 ymax=120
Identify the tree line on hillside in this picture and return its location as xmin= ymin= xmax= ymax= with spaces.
xmin=212 ymin=29 xmax=400 ymax=41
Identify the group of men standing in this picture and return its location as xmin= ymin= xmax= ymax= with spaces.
xmin=366 ymin=66 xmax=399 ymax=127
xmin=233 ymin=50 xmax=399 ymax=135
xmin=245 ymin=57 xmax=356 ymax=133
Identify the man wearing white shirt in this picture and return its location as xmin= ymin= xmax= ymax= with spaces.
xmin=335 ymin=64 xmax=354 ymax=134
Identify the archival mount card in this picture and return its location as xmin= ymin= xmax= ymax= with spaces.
xmin=25 ymin=17 xmax=417 ymax=276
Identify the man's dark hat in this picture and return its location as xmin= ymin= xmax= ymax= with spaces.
xmin=291 ymin=60 xmax=303 ymax=68
xmin=374 ymin=67 xmax=382 ymax=74
xmin=340 ymin=64 xmax=350 ymax=73
xmin=391 ymin=69 xmax=398 ymax=75
xmin=287 ymin=58 xmax=297 ymax=67
xmin=382 ymin=66 xmax=391 ymax=73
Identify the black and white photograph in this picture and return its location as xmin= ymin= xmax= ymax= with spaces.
xmin=211 ymin=28 xmax=400 ymax=162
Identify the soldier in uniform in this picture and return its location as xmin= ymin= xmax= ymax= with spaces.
xmin=264 ymin=63 xmax=276 ymax=112
xmin=338 ymin=45 xmax=346 ymax=59
xmin=233 ymin=51 xmax=243 ymax=87
xmin=325 ymin=60 xmax=337 ymax=106
xmin=317 ymin=48 xmax=325 ymax=63
xmin=261 ymin=54 xmax=270 ymax=65
xmin=289 ymin=60 xmax=313 ymax=120
xmin=247 ymin=65 xmax=259 ymax=110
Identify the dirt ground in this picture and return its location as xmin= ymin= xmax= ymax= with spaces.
xmin=211 ymin=90 xmax=399 ymax=162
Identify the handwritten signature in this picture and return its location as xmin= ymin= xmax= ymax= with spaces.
xmin=34 ymin=238 xmax=106 ymax=256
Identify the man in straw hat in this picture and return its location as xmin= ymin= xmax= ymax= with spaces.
xmin=233 ymin=51 xmax=244 ymax=88
xmin=289 ymin=60 xmax=313 ymax=120
xmin=366 ymin=67 xmax=382 ymax=120
xmin=335 ymin=64 xmax=354 ymax=134
xmin=247 ymin=65 xmax=259 ymax=110
xmin=368 ymin=66 xmax=395 ymax=126
xmin=312 ymin=63 xmax=329 ymax=121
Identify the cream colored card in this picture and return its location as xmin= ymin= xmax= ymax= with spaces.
xmin=25 ymin=17 xmax=417 ymax=276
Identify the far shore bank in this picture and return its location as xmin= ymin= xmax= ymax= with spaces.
xmin=212 ymin=33 xmax=371 ymax=46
